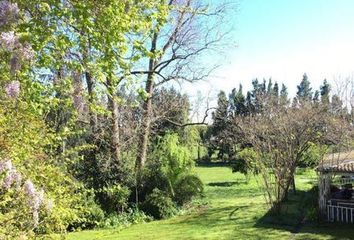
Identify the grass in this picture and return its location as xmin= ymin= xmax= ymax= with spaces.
xmin=66 ymin=166 xmax=354 ymax=240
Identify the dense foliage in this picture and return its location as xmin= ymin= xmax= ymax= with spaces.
xmin=1 ymin=0 xmax=352 ymax=238
xmin=0 ymin=0 xmax=223 ymax=237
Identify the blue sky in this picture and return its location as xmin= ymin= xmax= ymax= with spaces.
xmin=185 ymin=0 xmax=354 ymax=105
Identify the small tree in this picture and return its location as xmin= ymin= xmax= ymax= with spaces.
xmin=234 ymin=101 xmax=339 ymax=213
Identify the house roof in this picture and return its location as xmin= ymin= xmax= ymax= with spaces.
xmin=317 ymin=151 xmax=354 ymax=173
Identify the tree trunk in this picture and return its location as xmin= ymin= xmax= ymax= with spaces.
xmin=134 ymin=72 xmax=154 ymax=204
xmin=197 ymin=144 xmax=201 ymax=161
xmin=136 ymin=72 xmax=154 ymax=170
xmin=135 ymin=34 xmax=158 ymax=203
xmin=85 ymin=71 xmax=97 ymax=130
xmin=292 ymin=175 xmax=296 ymax=194
xmin=135 ymin=34 xmax=158 ymax=174
xmin=107 ymin=77 xmax=120 ymax=162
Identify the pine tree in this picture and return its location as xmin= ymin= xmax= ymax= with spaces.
xmin=212 ymin=91 xmax=229 ymax=131
xmin=280 ymin=83 xmax=288 ymax=105
xmin=273 ymin=82 xmax=279 ymax=97
xmin=234 ymin=84 xmax=247 ymax=116
xmin=313 ymin=90 xmax=320 ymax=103
xmin=211 ymin=91 xmax=231 ymax=161
xmin=320 ymin=79 xmax=331 ymax=105
xmin=267 ymin=78 xmax=273 ymax=94
xmin=246 ymin=91 xmax=254 ymax=114
xmin=261 ymin=79 xmax=267 ymax=94
xmin=296 ymin=73 xmax=313 ymax=102
xmin=229 ymin=88 xmax=237 ymax=114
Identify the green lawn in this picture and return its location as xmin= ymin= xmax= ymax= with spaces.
xmin=67 ymin=166 xmax=354 ymax=240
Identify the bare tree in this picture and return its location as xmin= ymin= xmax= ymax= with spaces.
xmin=233 ymin=100 xmax=349 ymax=213
xmin=332 ymin=74 xmax=354 ymax=122
xmin=132 ymin=0 xmax=231 ymax=185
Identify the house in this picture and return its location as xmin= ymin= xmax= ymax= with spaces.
xmin=317 ymin=151 xmax=354 ymax=223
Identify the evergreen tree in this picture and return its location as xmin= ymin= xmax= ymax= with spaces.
xmin=320 ymin=79 xmax=331 ymax=104
xmin=210 ymin=91 xmax=231 ymax=160
xmin=267 ymin=78 xmax=273 ymax=94
xmin=228 ymin=88 xmax=237 ymax=114
xmin=251 ymin=79 xmax=265 ymax=113
xmin=251 ymin=79 xmax=260 ymax=94
xmin=261 ymin=79 xmax=267 ymax=94
xmin=234 ymin=84 xmax=247 ymax=116
xmin=280 ymin=83 xmax=289 ymax=105
xmin=273 ymin=82 xmax=279 ymax=97
xmin=313 ymin=90 xmax=320 ymax=103
xmin=212 ymin=91 xmax=229 ymax=130
xmin=296 ymin=73 xmax=313 ymax=102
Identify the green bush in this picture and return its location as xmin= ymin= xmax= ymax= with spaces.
xmin=96 ymin=184 xmax=130 ymax=214
xmin=299 ymin=143 xmax=327 ymax=167
xmin=99 ymin=208 xmax=152 ymax=229
xmin=173 ymin=174 xmax=204 ymax=206
xmin=142 ymin=188 xmax=176 ymax=219
xmin=231 ymin=148 xmax=260 ymax=177
xmin=68 ymin=192 xmax=105 ymax=231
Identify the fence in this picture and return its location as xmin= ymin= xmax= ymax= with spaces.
xmin=327 ymin=201 xmax=354 ymax=223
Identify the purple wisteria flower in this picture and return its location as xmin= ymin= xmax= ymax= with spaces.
xmin=0 ymin=1 xmax=19 ymax=26
xmin=33 ymin=210 xmax=39 ymax=226
xmin=46 ymin=199 xmax=54 ymax=212
xmin=0 ymin=160 xmax=12 ymax=172
xmin=12 ymin=171 xmax=21 ymax=188
xmin=0 ymin=159 xmax=21 ymax=190
xmin=23 ymin=179 xmax=46 ymax=226
xmin=32 ymin=189 xmax=44 ymax=210
xmin=22 ymin=44 xmax=35 ymax=60
xmin=23 ymin=179 xmax=36 ymax=196
xmin=3 ymin=172 xmax=14 ymax=189
xmin=2 ymin=170 xmax=21 ymax=190
xmin=0 ymin=31 xmax=19 ymax=51
xmin=5 ymin=80 xmax=20 ymax=98
xmin=24 ymin=180 xmax=45 ymax=210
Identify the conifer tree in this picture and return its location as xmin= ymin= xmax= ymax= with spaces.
xmin=280 ymin=83 xmax=289 ymax=105
xmin=320 ymin=79 xmax=331 ymax=105
xmin=273 ymin=82 xmax=279 ymax=97
xmin=296 ymin=73 xmax=313 ymax=102
xmin=313 ymin=90 xmax=320 ymax=103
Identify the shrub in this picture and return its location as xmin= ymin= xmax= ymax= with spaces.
xmin=299 ymin=143 xmax=327 ymax=167
xmin=97 ymin=184 xmax=130 ymax=214
xmin=231 ymin=148 xmax=260 ymax=178
xmin=173 ymin=174 xmax=204 ymax=206
xmin=68 ymin=191 xmax=105 ymax=231
xmin=0 ymin=159 xmax=51 ymax=238
xmin=142 ymin=188 xmax=176 ymax=219
xmin=99 ymin=208 xmax=152 ymax=229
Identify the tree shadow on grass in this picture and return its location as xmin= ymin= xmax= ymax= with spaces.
xmin=208 ymin=181 xmax=247 ymax=187
xmin=172 ymin=205 xmax=256 ymax=228
xmin=253 ymin=189 xmax=354 ymax=239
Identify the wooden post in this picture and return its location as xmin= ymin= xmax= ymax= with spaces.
xmin=319 ymin=172 xmax=331 ymax=218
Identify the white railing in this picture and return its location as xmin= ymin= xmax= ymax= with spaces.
xmin=332 ymin=178 xmax=354 ymax=185
xmin=327 ymin=204 xmax=354 ymax=223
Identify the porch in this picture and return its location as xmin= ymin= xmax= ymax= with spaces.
xmin=317 ymin=151 xmax=354 ymax=223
